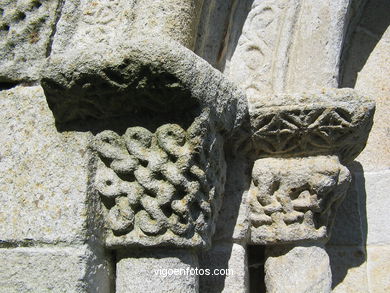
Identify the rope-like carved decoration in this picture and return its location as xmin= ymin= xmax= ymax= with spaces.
xmin=91 ymin=119 xmax=225 ymax=248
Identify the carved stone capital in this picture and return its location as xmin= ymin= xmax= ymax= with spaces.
xmin=249 ymin=156 xmax=351 ymax=245
xmin=91 ymin=111 xmax=226 ymax=248
xmin=243 ymin=88 xmax=374 ymax=246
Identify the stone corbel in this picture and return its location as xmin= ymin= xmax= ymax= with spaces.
xmin=246 ymin=89 xmax=375 ymax=292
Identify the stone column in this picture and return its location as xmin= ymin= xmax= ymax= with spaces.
xmin=249 ymin=156 xmax=350 ymax=292
xmin=246 ymin=89 xmax=374 ymax=292
xmin=132 ymin=0 xmax=204 ymax=50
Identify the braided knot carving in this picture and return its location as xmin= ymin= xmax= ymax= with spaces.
xmin=91 ymin=119 xmax=225 ymax=248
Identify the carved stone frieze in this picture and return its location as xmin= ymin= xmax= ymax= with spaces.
xmin=247 ymin=88 xmax=375 ymax=163
xmin=91 ymin=114 xmax=226 ymax=248
xmin=249 ymin=156 xmax=351 ymax=245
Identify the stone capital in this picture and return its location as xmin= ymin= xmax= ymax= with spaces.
xmin=249 ymin=156 xmax=351 ymax=245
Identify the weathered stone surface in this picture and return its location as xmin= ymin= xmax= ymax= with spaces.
xmin=41 ymin=15 xmax=248 ymax=249
xmin=195 ymin=0 xmax=236 ymax=70
xmin=247 ymin=88 xmax=375 ymax=163
xmin=249 ymin=156 xmax=351 ymax=245
xmin=0 ymin=245 xmax=112 ymax=293
xmin=41 ymin=37 xmax=247 ymax=133
xmin=364 ymin=170 xmax=390 ymax=245
xmin=213 ymin=155 xmax=251 ymax=243
xmin=353 ymin=26 xmax=390 ymax=172
xmin=367 ymin=245 xmax=390 ymax=292
xmin=50 ymin=0 xmax=137 ymax=55
xmin=0 ymin=0 xmax=60 ymax=82
xmin=116 ymin=248 xmax=198 ymax=293
xmin=327 ymin=246 xmax=368 ymax=293
xmin=131 ymin=0 xmax=203 ymax=50
xmin=327 ymin=169 xmax=366 ymax=246
xmin=52 ymin=0 xmax=202 ymax=55
xmin=227 ymin=0 xmax=354 ymax=95
xmin=91 ymin=116 xmax=226 ymax=248
xmin=0 ymin=86 xmax=93 ymax=244
xmin=199 ymin=243 xmax=248 ymax=293
xmin=195 ymin=0 xmax=254 ymax=72
xmin=265 ymin=245 xmax=332 ymax=293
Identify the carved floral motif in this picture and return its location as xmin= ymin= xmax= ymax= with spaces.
xmin=248 ymin=89 xmax=375 ymax=163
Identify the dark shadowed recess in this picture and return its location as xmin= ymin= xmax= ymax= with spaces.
xmin=0 ymin=81 xmax=18 ymax=91
xmin=327 ymin=162 xmax=368 ymax=290
xmin=248 ymin=245 xmax=266 ymax=293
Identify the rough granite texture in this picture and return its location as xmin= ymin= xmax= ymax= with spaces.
xmin=227 ymin=0 xmax=355 ymax=96
xmin=0 ymin=0 xmax=385 ymax=292
xmin=0 ymin=245 xmax=113 ymax=293
xmin=91 ymin=119 xmax=226 ymax=248
xmin=0 ymin=86 xmax=92 ymax=245
xmin=199 ymin=243 xmax=248 ymax=293
xmin=247 ymin=88 xmax=375 ymax=163
xmin=327 ymin=246 xmax=368 ymax=293
xmin=41 ymin=36 xmax=248 ymax=132
xmin=51 ymin=0 xmax=203 ymax=55
xmin=116 ymin=248 xmax=199 ymax=293
xmin=0 ymin=0 xmax=60 ymax=82
xmin=265 ymin=245 xmax=332 ymax=293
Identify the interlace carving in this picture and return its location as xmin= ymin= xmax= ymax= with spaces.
xmin=91 ymin=120 xmax=225 ymax=248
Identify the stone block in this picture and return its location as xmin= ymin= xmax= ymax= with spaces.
xmin=0 ymin=0 xmax=60 ymax=82
xmin=0 ymin=245 xmax=112 ymax=293
xmin=365 ymin=170 xmax=390 ymax=245
xmin=327 ymin=245 xmax=368 ymax=293
xmin=52 ymin=0 xmax=202 ymax=55
xmin=367 ymin=245 xmax=390 ymax=293
xmin=213 ymin=156 xmax=251 ymax=242
xmin=116 ymin=248 xmax=198 ymax=293
xmin=50 ymin=0 xmax=137 ymax=55
xmin=199 ymin=243 xmax=248 ymax=293
xmin=0 ymin=86 xmax=92 ymax=244
xmin=265 ymin=245 xmax=331 ymax=293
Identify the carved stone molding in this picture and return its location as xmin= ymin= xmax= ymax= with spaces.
xmin=228 ymin=0 xmax=356 ymax=95
xmin=247 ymin=88 xmax=375 ymax=163
xmin=249 ymin=156 xmax=351 ymax=245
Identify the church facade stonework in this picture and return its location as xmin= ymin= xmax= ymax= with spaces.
xmin=0 ymin=0 xmax=388 ymax=292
